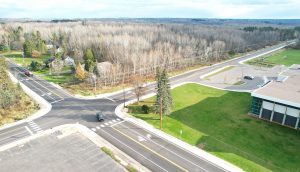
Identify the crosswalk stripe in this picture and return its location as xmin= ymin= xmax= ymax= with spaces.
xmin=96 ymin=126 xmax=100 ymax=129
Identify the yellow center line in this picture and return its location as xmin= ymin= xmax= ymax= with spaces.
xmin=112 ymin=126 xmax=188 ymax=172
xmin=9 ymin=60 xmax=64 ymax=100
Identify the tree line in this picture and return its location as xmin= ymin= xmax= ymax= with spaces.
xmin=0 ymin=22 xmax=298 ymax=87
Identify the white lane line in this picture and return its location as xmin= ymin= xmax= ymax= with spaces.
xmin=104 ymin=97 xmax=116 ymax=102
xmin=96 ymin=126 xmax=100 ymax=129
xmin=25 ymin=126 xmax=34 ymax=136
xmin=0 ymin=131 xmax=28 ymax=143
xmin=104 ymin=123 xmax=109 ymax=126
xmin=118 ymin=122 xmax=209 ymax=172
xmin=116 ymin=118 xmax=121 ymax=121
xmin=111 ymin=120 xmax=125 ymax=127
xmin=109 ymin=121 xmax=113 ymax=124
xmin=112 ymin=119 xmax=116 ymax=122
xmin=100 ymin=129 xmax=168 ymax=172
xmin=91 ymin=128 xmax=96 ymax=132
xmin=50 ymin=99 xmax=63 ymax=104
xmin=0 ymin=127 xmax=25 ymax=136
xmin=100 ymin=125 xmax=105 ymax=127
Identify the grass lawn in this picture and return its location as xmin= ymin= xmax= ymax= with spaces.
xmin=247 ymin=49 xmax=300 ymax=67
xmin=129 ymin=84 xmax=300 ymax=172
xmin=204 ymin=66 xmax=235 ymax=80
xmin=3 ymin=51 xmax=51 ymax=67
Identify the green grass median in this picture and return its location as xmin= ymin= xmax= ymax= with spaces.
xmin=129 ymin=83 xmax=300 ymax=172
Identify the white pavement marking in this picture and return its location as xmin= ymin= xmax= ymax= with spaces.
xmin=112 ymin=119 xmax=116 ymax=122
xmin=47 ymin=93 xmax=52 ymax=95
xmin=116 ymin=118 xmax=121 ymax=121
xmin=91 ymin=128 xmax=96 ymax=132
xmin=118 ymin=122 xmax=209 ymax=171
xmin=147 ymin=134 xmax=152 ymax=139
xmin=50 ymin=99 xmax=63 ymax=104
xmin=109 ymin=121 xmax=113 ymax=124
xmin=104 ymin=123 xmax=109 ymax=126
xmin=96 ymin=126 xmax=100 ymax=129
xmin=25 ymin=126 xmax=34 ymax=136
xmin=110 ymin=120 xmax=125 ymax=127
xmin=104 ymin=97 xmax=116 ymax=102
xmin=138 ymin=136 xmax=146 ymax=142
xmin=100 ymin=128 xmax=168 ymax=172
xmin=100 ymin=125 xmax=105 ymax=127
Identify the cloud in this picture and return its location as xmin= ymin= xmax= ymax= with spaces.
xmin=0 ymin=0 xmax=299 ymax=18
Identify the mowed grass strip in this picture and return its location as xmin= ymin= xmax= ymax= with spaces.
xmin=247 ymin=48 xmax=300 ymax=67
xmin=130 ymin=84 xmax=300 ymax=172
xmin=264 ymin=49 xmax=300 ymax=66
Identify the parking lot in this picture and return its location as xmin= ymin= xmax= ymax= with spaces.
xmin=201 ymin=65 xmax=287 ymax=91
xmin=0 ymin=131 xmax=125 ymax=172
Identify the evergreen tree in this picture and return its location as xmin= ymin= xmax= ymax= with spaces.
xmin=84 ymin=49 xmax=95 ymax=72
xmin=23 ymin=41 xmax=31 ymax=57
xmin=155 ymin=67 xmax=173 ymax=115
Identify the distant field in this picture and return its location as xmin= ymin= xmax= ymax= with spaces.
xmin=247 ymin=49 xmax=300 ymax=67
xmin=129 ymin=84 xmax=300 ymax=172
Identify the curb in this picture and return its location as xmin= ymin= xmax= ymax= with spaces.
xmin=115 ymin=82 xmax=244 ymax=172
xmin=200 ymin=65 xmax=236 ymax=79
xmin=0 ymin=123 xmax=150 ymax=172
xmin=58 ymin=41 xmax=291 ymax=100
xmin=0 ymin=71 xmax=52 ymax=131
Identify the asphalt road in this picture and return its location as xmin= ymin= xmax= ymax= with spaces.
xmin=0 ymin=40 xmax=295 ymax=172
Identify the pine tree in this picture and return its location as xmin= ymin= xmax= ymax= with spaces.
xmin=155 ymin=67 xmax=173 ymax=115
xmin=84 ymin=49 xmax=95 ymax=72
xmin=23 ymin=41 xmax=31 ymax=57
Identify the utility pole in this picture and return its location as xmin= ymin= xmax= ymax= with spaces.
xmin=160 ymin=97 xmax=163 ymax=129
xmin=123 ymin=84 xmax=126 ymax=108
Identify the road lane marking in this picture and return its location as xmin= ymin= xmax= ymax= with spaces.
xmin=0 ymin=127 xmax=26 ymax=136
xmin=110 ymin=120 xmax=125 ymax=127
xmin=112 ymin=119 xmax=116 ymax=122
xmin=25 ymin=126 xmax=34 ymax=136
xmin=104 ymin=123 xmax=109 ymax=126
xmin=0 ymin=131 xmax=28 ymax=144
xmin=96 ymin=126 xmax=100 ymax=129
xmin=118 ymin=122 xmax=209 ymax=171
xmin=100 ymin=125 xmax=105 ymax=127
xmin=91 ymin=128 xmax=96 ymax=132
xmin=11 ymin=63 xmax=64 ymax=100
xmin=99 ymin=129 xmax=169 ymax=172
xmin=112 ymin=127 xmax=188 ymax=172
xmin=104 ymin=97 xmax=116 ymax=102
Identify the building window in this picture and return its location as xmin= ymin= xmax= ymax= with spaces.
xmin=272 ymin=112 xmax=284 ymax=124
xmin=251 ymin=97 xmax=262 ymax=116
xmin=261 ymin=109 xmax=272 ymax=120
xmin=284 ymin=115 xmax=297 ymax=128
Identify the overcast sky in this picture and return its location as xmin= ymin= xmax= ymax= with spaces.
xmin=0 ymin=0 xmax=300 ymax=19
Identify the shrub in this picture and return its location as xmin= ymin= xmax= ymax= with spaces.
xmin=142 ymin=104 xmax=150 ymax=114
xmin=29 ymin=61 xmax=43 ymax=71
xmin=0 ymin=89 xmax=16 ymax=109
xmin=0 ymin=44 xmax=10 ymax=52
xmin=31 ymin=50 xmax=42 ymax=58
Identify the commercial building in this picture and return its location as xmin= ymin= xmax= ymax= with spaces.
xmin=250 ymin=65 xmax=300 ymax=129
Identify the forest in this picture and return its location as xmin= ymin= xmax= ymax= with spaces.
xmin=0 ymin=21 xmax=298 ymax=87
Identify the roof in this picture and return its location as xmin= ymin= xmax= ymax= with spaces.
xmin=251 ymin=65 xmax=300 ymax=108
